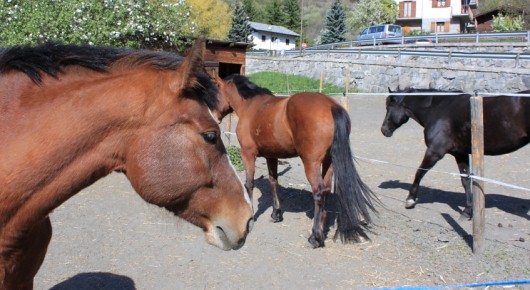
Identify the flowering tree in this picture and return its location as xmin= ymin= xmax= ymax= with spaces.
xmin=0 ymin=0 xmax=195 ymax=50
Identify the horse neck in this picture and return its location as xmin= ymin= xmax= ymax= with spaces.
xmin=403 ymin=95 xmax=437 ymax=127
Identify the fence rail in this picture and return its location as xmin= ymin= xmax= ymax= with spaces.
xmin=247 ymin=31 xmax=530 ymax=62
xmin=302 ymin=31 xmax=530 ymax=50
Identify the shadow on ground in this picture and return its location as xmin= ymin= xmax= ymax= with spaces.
xmin=379 ymin=180 xmax=529 ymax=220
xmin=50 ymin=272 xmax=135 ymax=290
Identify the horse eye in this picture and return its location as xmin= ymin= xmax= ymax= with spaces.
xmin=201 ymin=131 xmax=218 ymax=144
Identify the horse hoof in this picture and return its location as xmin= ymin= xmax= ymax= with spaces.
xmin=405 ymin=198 xmax=417 ymax=209
xmin=308 ymin=235 xmax=324 ymax=248
xmin=462 ymin=207 xmax=473 ymax=219
xmin=270 ymin=210 xmax=283 ymax=223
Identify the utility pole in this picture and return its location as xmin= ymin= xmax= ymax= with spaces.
xmin=300 ymin=0 xmax=303 ymax=55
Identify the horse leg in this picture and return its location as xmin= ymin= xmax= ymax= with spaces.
xmin=1 ymin=217 xmax=52 ymax=290
xmin=266 ymin=158 xmax=283 ymax=222
xmin=454 ymin=153 xmax=473 ymax=219
xmin=240 ymin=148 xmax=257 ymax=208
xmin=304 ymin=160 xmax=328 ymax=248
xmin=406 ymin=148 xmax=444 ymax=208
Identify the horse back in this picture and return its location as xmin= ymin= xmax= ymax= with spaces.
xmin=424 ymin=94 xmax=530 ymax=156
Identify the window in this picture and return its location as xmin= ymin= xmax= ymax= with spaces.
xmin=261 ymin=35 xmax=266 ymax=42
xmin=432 ymin=0 xmax=450 ymax=8
xmin=436 ymin=22 xmax=445 ymax=32
xmin=404 ymin=1 xmax=412 ymax=17
xmin=286 ymin=39 xmax=290 ymax=45
xmin=271 ymin=36 xmax=277 ymax=42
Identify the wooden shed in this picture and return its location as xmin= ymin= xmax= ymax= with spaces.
xmin=203 ymin=39 xmax=253 ymax=78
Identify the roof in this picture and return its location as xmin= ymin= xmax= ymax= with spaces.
xmin=250 ymin=22 xmax=300 ymax=37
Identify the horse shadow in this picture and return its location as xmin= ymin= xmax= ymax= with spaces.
xmin=49 ymin=272 xmax=136 ymax=290
xmin=253 ymin=167 xmax=339 ymax=240
xmin=379 ymin=180 xmax=529 ymax=221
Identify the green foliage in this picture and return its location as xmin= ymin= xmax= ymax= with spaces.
xmin=228 ymin=5 xmax=253 ymax=42
xmin=227 ymin=146 xmax=244 ymax=172
xmin=349 ymin=0 xmax=397 ymax=34
xmin=0 ymin=0 xmax=193 ymax=50
xmin=266 ymin=0 xmax=285 ymax=25
xmin=282 ymin=0 xmax=301 ymax=32
xmin=248 ymin=71 xmax=346 ymax=95
xmin=242 ymin=0 xmax=258 ymax=22
xmin=187 ymin=0 xmax=232 ymax=40
xmin=492 ymin=13 xmax=525 ymax=32
xmin=320 ymin=0 xmax=347 ymax=44
xmin=405 ymin=29 xmax=430 ymax=36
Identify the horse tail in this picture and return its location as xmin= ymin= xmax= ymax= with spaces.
xmin=330 ymin=105 xmax=379 ymax=243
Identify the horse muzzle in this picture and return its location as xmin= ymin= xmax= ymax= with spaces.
xmin=381 ymin=126 xmax=394 ymax=137
xmin=205 ymin=217 xmax=254 ymax=251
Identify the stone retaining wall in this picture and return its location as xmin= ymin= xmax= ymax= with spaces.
xmin=246 ymin=44 xmax=530 ymax=93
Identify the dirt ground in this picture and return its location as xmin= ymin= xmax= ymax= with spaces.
xmin=35 ymin=95 xmax=529 ymax=290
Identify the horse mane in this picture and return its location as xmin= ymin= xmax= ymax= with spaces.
xmin=223 ymin=74 xmax=273 ymax=99
xmin=0 ymin=42 xmax=218 ymax=109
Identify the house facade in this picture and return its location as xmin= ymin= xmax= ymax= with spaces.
xmin=249 ymin=22 xmax=299 ymax=51
xmin=394 ymin=0 xmax=479 ymax=34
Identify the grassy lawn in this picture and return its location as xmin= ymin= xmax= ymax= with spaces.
xmin=247 ymin=71 xmax=347 ymax=95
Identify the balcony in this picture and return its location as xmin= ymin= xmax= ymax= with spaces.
xmin=452 ymin=5 xmax=470 ymax=18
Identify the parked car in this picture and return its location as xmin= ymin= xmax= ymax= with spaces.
xmin=355 ymin=24 xmax=402 ymax=45
xmin=405 ymin=37 xmax=433 ymax=45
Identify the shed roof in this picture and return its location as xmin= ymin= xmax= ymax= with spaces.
xmin=250 ymin=22 xmax=300 ymax=37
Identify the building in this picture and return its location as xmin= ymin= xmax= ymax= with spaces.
xmin=249 ymin=21 xmax=299 ymax=51
xmin=394 ymin=0 xmax=479 ymax=34
xmin=204 ymin=39 xmax=253 ymax=78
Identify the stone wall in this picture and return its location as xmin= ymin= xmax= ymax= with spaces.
xmin=245 ymin=44 xmax=530 ymax=93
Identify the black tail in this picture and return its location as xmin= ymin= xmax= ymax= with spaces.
xmin=330 ymin=106 xmax=379 ymax=243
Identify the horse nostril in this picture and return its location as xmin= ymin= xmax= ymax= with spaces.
xmin=246 ymin=218 xmax=254 ymax=234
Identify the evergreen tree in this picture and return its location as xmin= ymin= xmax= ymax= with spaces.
xmin=320 ymin=0 xmax=347 ymax=44
xmin=243 ymin=0 xmax=257 ymax=22
xmin=266 ymin=0 xmax=284 ymax=25
xmin=228 ymin=5 xmax=253 ymax=42
xmin=282 ymin=0 xmax=301 ymax=32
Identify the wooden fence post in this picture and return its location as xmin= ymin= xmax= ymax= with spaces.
xmin=319 ymin=71 xmax=323 ymax=93
xmin=471 ymin=95 xmax=485 ymax=254
xmin=225 ymin=113 xmax=232 ymax=147
xmin=342 ymin=65 xmax=350 ymax=111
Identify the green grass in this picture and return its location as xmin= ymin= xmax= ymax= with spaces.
xmin=227 ymin=145 xmax=244 ymax=172
xmin=247 ymin=71 xmax=347 ymax=95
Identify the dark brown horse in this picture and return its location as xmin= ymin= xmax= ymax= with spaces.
xmin=381 ymin=88 xmax=530 ymax=217
xmin=0 ymin=39 xmax=253 ymax=290
xmin=212 ymin=74 xmax=378 ymax=248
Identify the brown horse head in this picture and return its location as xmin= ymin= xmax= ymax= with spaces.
xmin=0 ymin=38 xmax=253 ymax=289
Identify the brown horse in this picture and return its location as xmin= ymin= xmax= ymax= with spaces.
xmin=0 ymin=39 xmax=253 ymax=290
xmin=212 ymin=74 xmax=378 ymax=248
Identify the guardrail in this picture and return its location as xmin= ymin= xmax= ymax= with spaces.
xmin=302 ymin=31 xmax=530 ymax=50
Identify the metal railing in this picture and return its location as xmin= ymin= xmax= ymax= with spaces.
xmin=302 ymin=31 xmax=530 ymax=50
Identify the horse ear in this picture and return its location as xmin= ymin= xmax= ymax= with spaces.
xmin=388 ymin=87 xmax=393 ymax=93
xmin=174 ymin=37 xmax=206 ymax=92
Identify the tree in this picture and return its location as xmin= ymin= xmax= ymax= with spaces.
xmin=0 ymin=0 xmax=194 ymax=50
xmin=349 ymin=0 xmax=397 ymax=33
xmin=492 ymin=13 xmax=525 ymax=31
xmin=282 ymin=0 xmax=301 ymax=32
xmin=187 ymin=0 xmax=232 ymax=40
xmin=228 ymin=5 xmax=253 ymax=42
xmin=266 ymin=0 xmax=285 ymax=25
xmin=243 ymin=0 xmax=258 ymax=21
xmin=320 ymin=0 xmax=347 ymax=44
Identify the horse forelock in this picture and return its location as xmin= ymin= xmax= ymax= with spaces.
xmin=223 ymin=74 xmax=272 ymax=99
xmin=182 ymin=71 xmax=219 ymax=110
xmin=0 ymin=43 xmax=188 ymax=85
